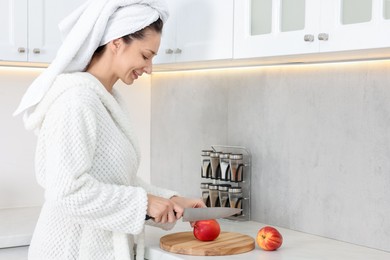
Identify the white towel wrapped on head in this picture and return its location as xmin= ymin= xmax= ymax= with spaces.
xmin=14 ymin=0 xmax=168 ymax=119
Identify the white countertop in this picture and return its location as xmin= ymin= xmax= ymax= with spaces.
xmin=0 ymin=246 xmax=28 ymax=260
xmin=144 ymin=220 xmax=390 ymax=260
xmin=0 ymin=207 xmax=40 ymax=249
xmin=1 ymin=219 xmax=389 ymax=260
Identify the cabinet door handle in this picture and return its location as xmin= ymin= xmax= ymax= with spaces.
xmin=174 ymin=48 xmax=182 ymax=54
xmin=318 ymin=33 xmax=329 ymax=41
xmin=165 ymin=48 xmax=174 ymax=54
xmin=33 ymin=48 xmax=41 ymax=54
xmin=18 ymin=47 xmax=26 ymax=53
xmin=303 ymin=34 xmax=314 ymax=42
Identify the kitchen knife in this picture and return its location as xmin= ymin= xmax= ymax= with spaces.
xmin=145 ymin=207 xmax=242 ymax=222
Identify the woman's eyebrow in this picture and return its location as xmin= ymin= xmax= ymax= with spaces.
xmin=146 ymin=49 xmax=157 ymax=55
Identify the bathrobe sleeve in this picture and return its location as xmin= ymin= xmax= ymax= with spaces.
xmin=40 ymin=91 xmax=147 ymax=235
xmin=133 ymin=177 xmax=179 ymax=230
xmin=134 ymin=177 xmax=178 ymax=200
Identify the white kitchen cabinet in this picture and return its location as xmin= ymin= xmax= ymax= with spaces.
xmin=28 ymin=0 xmax=86 ymax=63
xmin=234 ymin=0 xmax=320 ymax=58
xmin=0 ymin=0 xmax=85 ymax=63
xmin=154 ymin=0 xmax=234 ymax=65
xmin=0 ymin=0 xmax=28 ymax=62
xmin=319 ymin=0 xmax=390 ymax=52
xmin=234 ymin=0 xmax=390 ymax=59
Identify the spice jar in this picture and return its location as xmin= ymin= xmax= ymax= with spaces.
xmin=218 ymin=184 xmax=231 ymax=208
xmin=208 ymin=184 xmax=220 ymax=207
xmin=201 ymin=150 xmax=212 ymax=178
xmin=200 ymin=182 xmax=212 ymax=207
xmin=209 ymin=152 xmax=221 ymax=180
xmin=219 ymin=153 xmax=231 ymax=181
xmin=228 ymin=187 xmax=243 ymax=215
xmin=229 ymin=153 xmax=244 ymax=182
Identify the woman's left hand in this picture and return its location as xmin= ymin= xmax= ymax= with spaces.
xmin=169 ymin=196 xmax=206 ymax=226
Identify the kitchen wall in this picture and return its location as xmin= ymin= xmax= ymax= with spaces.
xmin=150 ymin=60 xmax=390 ymax=252
xmin=0 ymin=67 xmax=152 ymax=210
xmin=0 ymin=67 xmax=43 ymax=209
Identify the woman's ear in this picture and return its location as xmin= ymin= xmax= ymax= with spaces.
xmin=109 ymin=38 xmax=122 ymax=53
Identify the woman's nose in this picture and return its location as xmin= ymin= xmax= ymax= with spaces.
xmin=143 ymin=60 xmax=153 ymax=74
xmin=144 ymin=66 xmax=152 ymax=74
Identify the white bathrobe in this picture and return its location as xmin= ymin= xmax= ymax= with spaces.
xmin=25 ymin=72 xmax=177 ymax=260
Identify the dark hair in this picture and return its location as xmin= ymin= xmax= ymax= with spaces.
xmin=92 ymin=18 xmax=163 ymax=57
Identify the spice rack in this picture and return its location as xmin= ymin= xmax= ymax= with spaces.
xmin=200 ymin=145 xmax=251 ymax=221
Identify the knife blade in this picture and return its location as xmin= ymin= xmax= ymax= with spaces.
xmin=183 ymin=207 xmax=242 ymax=222
xmin=145 ymin=207 xmax=242 ymax=222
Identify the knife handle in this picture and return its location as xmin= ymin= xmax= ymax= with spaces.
xmin=145 ymin=211 xmax=177 ymax=221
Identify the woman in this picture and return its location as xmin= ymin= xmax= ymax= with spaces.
xmin=14 ymin=0 xmax=205 ymax=259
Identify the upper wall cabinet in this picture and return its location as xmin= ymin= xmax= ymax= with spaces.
xmin=234 ymin=0 xmax=390 ymax=59
xmin=0 ymin=0 xmax=28 ymax=62
xmin=154 ymin=0 xmax=234 ymax=65
xmin=234 ymin=0 xmax=320 ymax=58
xmin=0 ymin=0 xmax=86 ymax=63
xmin=320 ymin=0 xmax=390 ymax=52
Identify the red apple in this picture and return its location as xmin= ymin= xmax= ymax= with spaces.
xmin=256 ymin=226 xmax=283 ymax=251
xmin=193 ymin=219 xmax=221 ymax=241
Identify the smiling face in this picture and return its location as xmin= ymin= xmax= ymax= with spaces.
xmin=113 ymin=29 xmax=161 ymax=85
xmin=86 ymin=21 xmax=163 ymax=92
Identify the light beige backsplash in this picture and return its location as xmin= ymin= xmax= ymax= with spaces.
xmin=151 ymin=60 xmax=390 ymax=252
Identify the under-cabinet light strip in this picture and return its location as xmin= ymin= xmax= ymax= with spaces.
xmin=152 ymin=58 xmax=390 ymax=74
xmin=1 ymin=57 xmax=390 ymax=73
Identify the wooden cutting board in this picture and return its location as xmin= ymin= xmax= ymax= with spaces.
xmin=160 ymin=231 xmax=255 ymax=256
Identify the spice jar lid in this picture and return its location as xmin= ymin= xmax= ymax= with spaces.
xmin=200 ymin=182 xmax=212 ymax=189
xmin=218 ymin=185 xmax=230 ymax=191
xmin=210 ymin=152 xmax=221 ymax=158
xmin=208 ymin=184 xmax=219 ymax=190
xmin=229 ymin=153 xmax=243 ymax=160
xmin=201 ymin=150 xmax=213 ymax=156
xmin=219 ymin=153 xmax=231 ymax=159
xmin=228 ymin=187 xmax=242 ymax=193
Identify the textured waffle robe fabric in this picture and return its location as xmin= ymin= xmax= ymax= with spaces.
xmin=26 ymin=72 xmax=177 ymax=260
